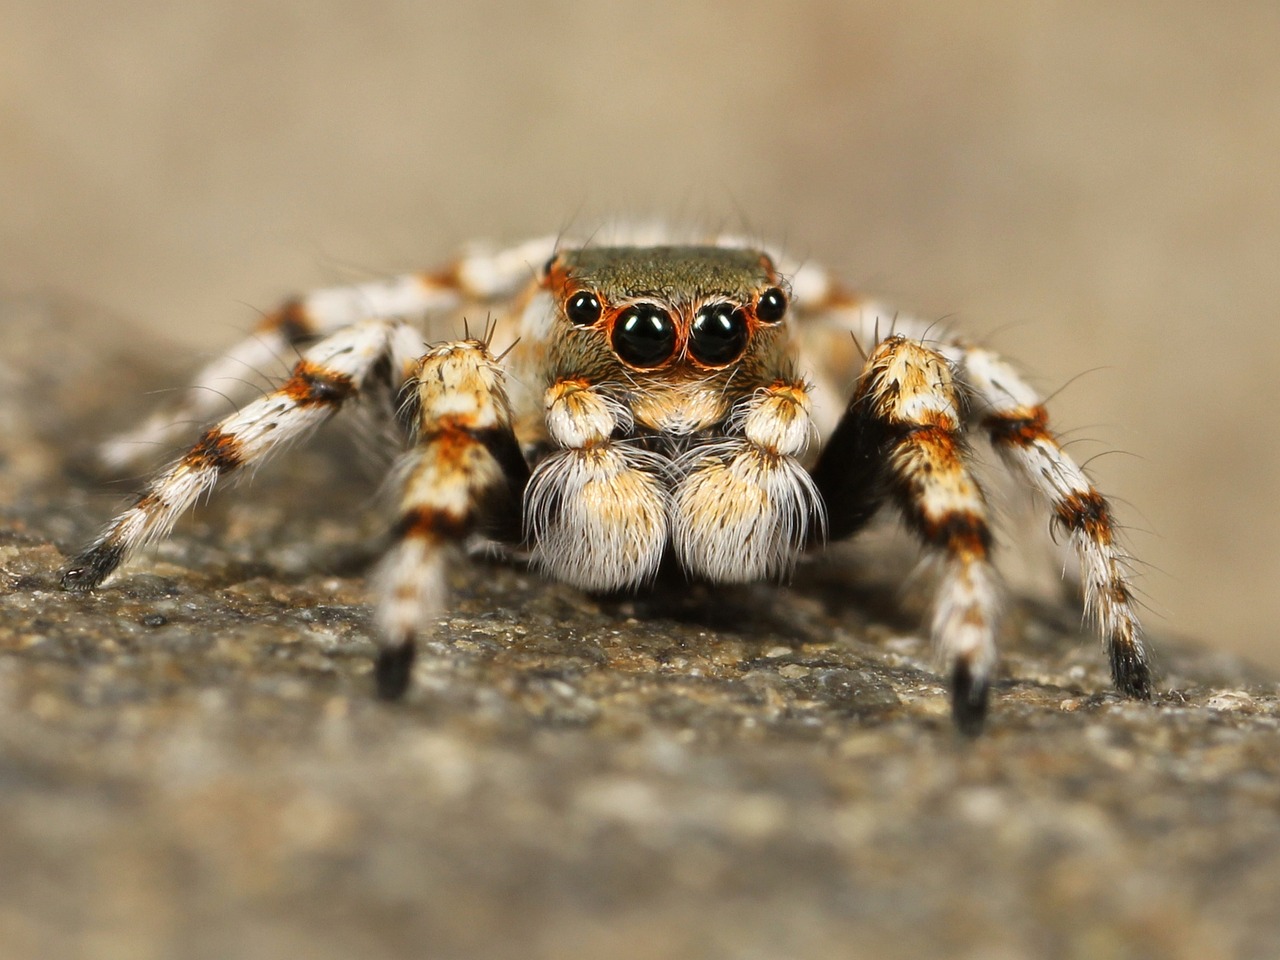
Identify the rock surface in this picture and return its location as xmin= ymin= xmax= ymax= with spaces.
xmin=2 ymin=296 xmax=1278 ymax=960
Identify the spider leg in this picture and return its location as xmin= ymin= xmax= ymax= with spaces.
xmin=372 ymin=339 xmax=529 ymax=699
xmin=790 ymin=271 xmax=1150 ymax=703
xmin=958 ymin=347 xmax=1151 ymax=699
xmin=813 ymin=335 xmax=1001 ymax=734
xmin=62 ymin=319 xmax=421 ymax=591
xmin=100 ymin=236 xmax=557 ymax=472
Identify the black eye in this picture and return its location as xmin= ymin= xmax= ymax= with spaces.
xmin=565 ymin=291 xmax=602 ymax=326
xmin=756 ymin=287 xmax=787 ymax=323
xmin=612 ymin=305 xmax=676 ymax=368
xmin=689 ymin=304 xmax=749 ymax=366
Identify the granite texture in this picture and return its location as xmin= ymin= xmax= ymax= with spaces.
xmin=2 ymin=296 xmax=1278 ymax=960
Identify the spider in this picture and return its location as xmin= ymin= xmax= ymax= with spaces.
xmin=60 ymin=227 xmax=1151 ymax=732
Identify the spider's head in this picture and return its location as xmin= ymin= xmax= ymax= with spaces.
xmin=541 ymin=245 xmax=790 ymax=378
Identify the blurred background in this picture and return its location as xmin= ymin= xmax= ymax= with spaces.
xmin=3 ymin=0 xmax=1277 ymax=670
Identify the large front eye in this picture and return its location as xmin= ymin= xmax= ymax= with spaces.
xmin=612 ymin=305 xmax=676 ymax=368
xmin=689 ymin=304 xmax=749 ymax=366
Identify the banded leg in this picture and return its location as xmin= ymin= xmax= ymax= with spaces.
xmin=524 ymin=380 xmax=670 ymax=591
xmin=672 ymin=380 xmax=825 ymax=582
xmin=100 ymin=236 xmax=557 ymax=472
xmin=960 ymin=348 xmax=1151 ymax=699
xmin=373 ymin=340 xmax=529 ymax=699
xmin=817 ymin=336 xmax=1001 ymax=734
xmin=790 ymin=273 xmax=1151 ymax=704
xmin=62 ymin=320 xmax=414 ymax=591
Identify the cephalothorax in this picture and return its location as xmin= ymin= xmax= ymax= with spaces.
xmin=61 ymin=229 xmax=1151 ymax=732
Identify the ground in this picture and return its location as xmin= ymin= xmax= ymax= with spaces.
xmin=1 ymin=295 xmax=1278 ymax=960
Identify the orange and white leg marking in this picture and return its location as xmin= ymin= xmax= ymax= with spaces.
xmin=524 ymin=380 xmax=669 ymax=591
xmin=961 ymin=347 xmax=1151 ymax=698
xmin=63 ymin=319 xmax=405 ymax=591
xmin=672 ymin=380 xmax=824 ymax=582
xmin=373 ymin=339 xmax=528 ymax=698
xmin=859 ymin=335 xmax=1002 ymax=732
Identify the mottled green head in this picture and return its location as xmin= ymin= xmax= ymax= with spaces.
xmin=543 ymin=245 xmax=789 ymax=371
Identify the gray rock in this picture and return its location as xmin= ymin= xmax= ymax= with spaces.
xmin=2 ymin=296 xmax=1277 ymax=960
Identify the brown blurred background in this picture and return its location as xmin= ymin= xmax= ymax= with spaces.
xmin=3 ymin=0 xmax=1278 ymax=670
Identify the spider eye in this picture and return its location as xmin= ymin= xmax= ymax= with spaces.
xmin=755 ymin=287 xmax=788 ymax=323
xmin=689 ymin=304 xmax=749 ymax=366
xmin=565 ymin=291 xmax=602 ymax=326
xmin=612 ymin=305 xmax=676 ymax=368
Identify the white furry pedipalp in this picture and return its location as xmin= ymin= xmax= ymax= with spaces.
xmin=524 ymin=443 xmax=671 ymax=591
xmin=670 ymin=441 xmax=825 ymax=583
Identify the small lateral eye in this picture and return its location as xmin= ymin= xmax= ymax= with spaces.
xmin=756 ymin=286 xmax=788 ymax=323
xmin=565 ymin=291 xmax=603 ymax=326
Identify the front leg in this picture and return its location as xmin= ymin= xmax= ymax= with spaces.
xmin=373 ymin=339 xmax=529 ymax=699
xmin=814 ymin=335 xmax=1002 ymax=734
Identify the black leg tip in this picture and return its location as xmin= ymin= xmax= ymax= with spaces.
xmin=1112 ymin=649 xmax=1153 ymax=701
xmin=951 ymin=661 xmax=990 ymax=737
xmin=59 ymin=544 xmax=122 ymax=593
xmin=59 ymin=565 xmax=94 ymax=592
xmin=375 ymin=641 xmax=416 ymax=701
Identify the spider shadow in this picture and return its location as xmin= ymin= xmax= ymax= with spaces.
xmin=584 ymin=547 xmax=925 ymax=652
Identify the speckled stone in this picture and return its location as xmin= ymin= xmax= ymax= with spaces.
xmin=2 ymin=297 xmax=1278 ymax=960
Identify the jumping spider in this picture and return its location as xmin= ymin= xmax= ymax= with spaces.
xmin=61 ymin=228 xmax=1151 ymax=732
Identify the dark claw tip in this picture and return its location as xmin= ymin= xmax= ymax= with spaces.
xmin=951 ymin=661 xmax=990 ymax=737
xmin=1112 ymin=653 xmax=1153 ymax=701
xmin=375 ymin=641 xmax=416 ymax=701
xmin=59 ymin=543 xmax=123 ymax=593
xmin=60 ymin=564 xmax=98 ymax=593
